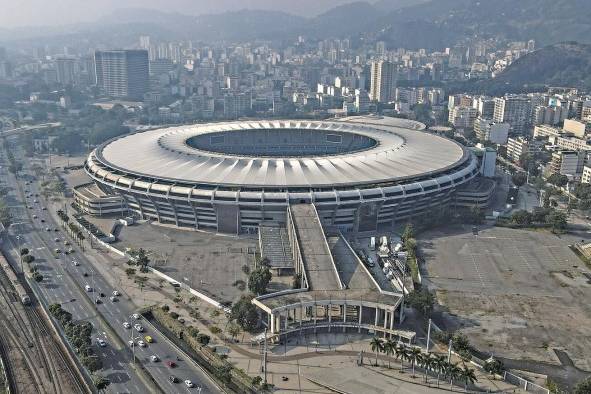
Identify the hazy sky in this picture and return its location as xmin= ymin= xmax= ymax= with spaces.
xmin=0 ymin=0 xmax=361 ymax=28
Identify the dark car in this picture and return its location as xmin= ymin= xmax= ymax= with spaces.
xmin=168 ymin=375 xmax=179 ymax=383
xmin=472 ymin=226 xmax=478 ymax=235
xmin=95 ymin=299 xmax=102 ymax=304
xmin=99 ymin=292 xmax=105 ymax=298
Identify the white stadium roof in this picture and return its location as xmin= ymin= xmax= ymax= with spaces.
xmin=94 ymin=118 xmax=467 ymax=188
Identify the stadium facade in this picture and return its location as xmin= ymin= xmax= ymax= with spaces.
xmin=83 ymin=117 xmax=480 ymax=234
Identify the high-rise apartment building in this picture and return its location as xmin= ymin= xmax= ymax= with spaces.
xmin=369 ymin=60 xmax=395 ymax=103
xmin=56 ymin=56 xmax=76 ymax=85
xmin=493 ymin=95 xmax=532 ymax=135
xmin=94 ymin=50 xmax=149 ymax=100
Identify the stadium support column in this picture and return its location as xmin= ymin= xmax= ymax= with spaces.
xmin=374 ymin=307 xmax=379 ymax=329
xmin=328 ymin=302 xmax=332 ymax=332
xmin=270 ymin=312 xmax=275 ymax=334
xmin=358 ymin=303 xmax=363 ymax=333
xmin=390 ymin=307 xmax=395 ymax=335
xmin=343 ymin=302 xmax=347 ymax=332
xmin=383 ymin=310 xmax=388 ymax=338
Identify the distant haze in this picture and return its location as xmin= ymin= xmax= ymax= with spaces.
xmin=0 ymin=0 xmax=366 ymax=28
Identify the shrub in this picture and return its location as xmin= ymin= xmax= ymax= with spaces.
xmin=197 ymin=333 xmax=210 ymax=346
xmin=210 ymin=326 xmax=222 ymax=335
xmin=169 ymin=312 xmax=179 ymax=320
xmin=161 ymin=305 xmax=170 ymax=312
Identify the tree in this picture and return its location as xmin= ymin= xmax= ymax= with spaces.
xmin=402 ymin=223 xmax=414 ymax=244
xmin=22 ymin=255 xmax=35 ymax=264
xmin=408 ymin=347 xmax=422 ymax=378
xmin=547 ymin=173 xmax=568 ymax=187
xmin=421 ymin=353 xmax=435 ymax=383
xmin=459 ymin=365 xmax=477 ymax=392
xmin=511 ymin=210 xmax=532 ymax=226
xmin=227 ymin=322 xmax=241 ymax=342
xmin=433 ymin=354 xmax=447 ymax=387
xmin=248 ymin=267 xmax=272 ymax=295
xmin=447 ymin=363 xmax=461 ymax=389
xmin=383 ymin=339 xmax=396 ymax=369
xmin=484 ymin=358 xmax=504 ymax=375
xmin=230 ymin=296 xmax=259 ymax=331
xmin=395 ymin=344 xmax=410 ymax=371
xmin=406 ymin=289 xmax=435 ymax=316
xmin=369 ymin=337 xmax=383 ymax=366
xmin=573 ymin=377 xmax=591 ymax=394
xmin=93 ymin=376 xmax=111 ymax=393
xmin=20 ymin=248 xmax=29 ymax=256
xmin=546 ymin=210 xmax=567 ymax=231
xmin=512 ymin=172 xmax=527 ymax=187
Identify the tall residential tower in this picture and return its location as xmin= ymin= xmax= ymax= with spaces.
xmin=94 ymin=50 xmax=149 ymax=100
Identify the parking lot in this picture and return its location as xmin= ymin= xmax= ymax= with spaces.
xmin=420 ymin=225 xmax=591 ymax=370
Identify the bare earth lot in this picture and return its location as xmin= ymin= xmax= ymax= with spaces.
xmin=116 ymin=222 xmax=258 ymax=304
xmin=420 ymin=225 xmax=591 ymax=371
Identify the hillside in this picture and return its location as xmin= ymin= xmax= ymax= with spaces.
xmin=1 ymin=0 xmax=591 ymax=48
xmin=490 ymin=42 xmax=591 ymax=91
xmin=446 ymin=42 xmax=591 ymax=96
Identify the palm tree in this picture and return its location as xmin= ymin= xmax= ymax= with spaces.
xmin=386 ymin=339 xmax=398 ymax=368
xmin=447 ymin=363 xmax=461 ymax=390
xmin=408 ymin=347 xmax=422 ymax=378
xmin=433 ymin=354 xmax=447 ymax=387
xmin=395 ymin=343 xmax=409 ymax=372
xmin=421 ymin=353 xmax=435 ymax=383
xmin=459 ymin=365 xmax=477 ymax=392
xmin=370 ymin=337 xmax=383 ymax=367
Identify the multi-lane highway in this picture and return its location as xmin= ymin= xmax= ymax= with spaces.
xmin=0 ymin=148 xmax=219 ymax=394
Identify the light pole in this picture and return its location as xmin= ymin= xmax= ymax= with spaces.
xmin=16 ymin=234 xmax=23 ymax=273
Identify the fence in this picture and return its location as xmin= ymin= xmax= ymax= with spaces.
xmin=503 ymin=371 xmax=549 ymax=394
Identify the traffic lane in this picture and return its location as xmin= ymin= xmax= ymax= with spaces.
xmin=6 ymin=177 xmax=149 ymax=393
xmin=22 ymin=169 xmax=216 ymax=392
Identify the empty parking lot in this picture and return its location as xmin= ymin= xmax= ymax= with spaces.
xmin=420 ymin=225 xmax=591 ymax=370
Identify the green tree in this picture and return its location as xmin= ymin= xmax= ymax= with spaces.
xmin=511 ymin=210 xmax=532 ymax=226
xmin=248 ymin=267 xmax=272 ymax=295
xmin=401 ymin=223 xmax=414 ymax=244
xmin=93 ymin=376 xmax=111 ymax=393
xmin=395 ymin=343 xmax=410 ymax=371
xmin=408 ymin=347 xmax=422 ymax=378
xmin=226 ymin=322 xmax=241 ymax=341
xmin=573 ymin=377 xmax=591 ymax=394
xmin=512 ymin=172 xmax=527 ymax=187
xmin=370 ymin=337 xmax=383 ymax=366
xmin=230 ymin=296 xmax=259 ymax=331
xmin=459 ymin=365 xmax=477 ymax=392
xmin=546 ymin=210 xmax=567 ymax=231
xmin=547 ymin=173 xmax=568 ymax=187
xmin=383 ymin=338 xmax=396 ymax=369
xmin=406 ymin=288 xmax=435 ymax=316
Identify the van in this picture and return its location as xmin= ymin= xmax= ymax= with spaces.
xmin=85 ymin=285 xmax=93 ymax=292
xmin=369 ymin=237 xmax=376 ymax=250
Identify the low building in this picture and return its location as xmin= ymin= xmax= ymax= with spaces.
xmin=73 ymin=183 xmax=127 ymax=216
xmin=533 ymin=124 xmax=562 ymax=139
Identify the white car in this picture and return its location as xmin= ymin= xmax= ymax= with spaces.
xmin=112 ymin=290 xmax=120 ymax=296
xmin=132 ymin=313 xmax=141 ymax=320
xmin=134 ymin=324 xmax=144 ymax=332
xmin=138 ymin=340 xmax=146 ymax=347
xmin=123 ymin=322 xmax=131 ymax=329
xmin=72 ymin=260 xmax=80 ymax=266
xmin=97 ymin=338 xmax=107 ymax=347
xmin=85 ymin=285 xmax=93 ymax=292
xmin=128 ymin=340 xmax=135 ymax=347
xmin=150 ymin=355 xmax=159 ymax=362
xmin=184 ymin=380 xmax=194 ymax=388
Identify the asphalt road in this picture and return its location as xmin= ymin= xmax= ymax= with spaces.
xmin=0 ymin=151 xmax=219 ymax=394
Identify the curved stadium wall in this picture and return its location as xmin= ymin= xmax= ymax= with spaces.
xmin=84 ymin=119 xmax=480 ymax=234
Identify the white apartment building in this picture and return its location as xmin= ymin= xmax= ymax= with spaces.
xmin=493 ymin=95 xmax=532 ymax=135
xmin=474 ymin=118 xmax=509 ymax=144
xmin=448 ymin=106 xmax=478 ymax=129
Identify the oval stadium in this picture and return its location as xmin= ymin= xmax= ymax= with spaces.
xmin=82 ymin=117 xmax=482 ymax=234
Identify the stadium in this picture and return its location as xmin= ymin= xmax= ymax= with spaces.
xmin=82 ymin=116 xmax=480 ymax=234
